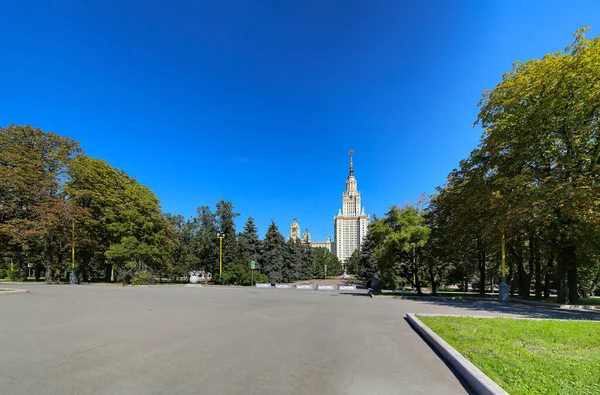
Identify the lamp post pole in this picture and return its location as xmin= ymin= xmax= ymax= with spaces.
xmin=218 ymin=234 xmax=224 ymax=283
xmin=499 ymin=229 xmax=510 ymax=302
xmin=70 ymin=219 xmax=79 ymax=284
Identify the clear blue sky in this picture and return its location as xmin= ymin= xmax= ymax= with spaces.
xmin=2 ymin=1 xmax=598 ymax=240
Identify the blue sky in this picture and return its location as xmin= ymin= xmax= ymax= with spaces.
xmin=1 ymin=1 xmax=598 ymax=240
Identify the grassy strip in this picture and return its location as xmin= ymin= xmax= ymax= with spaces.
xmin=417 ymin=315 xmax=600 ymax=395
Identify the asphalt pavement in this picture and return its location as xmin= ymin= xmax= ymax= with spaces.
xmin=1 ymin=284 xmax=596 ymax=395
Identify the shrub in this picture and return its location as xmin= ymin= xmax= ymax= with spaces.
xmin=7 ymin=269 xmax=19 ymax=281
xmin=220 ymin=264 xmax=269 ymax=286
xmin=131 ymin=270 xmax=154 ymax=285
xmin=0 ymin=269 xmax=6 ymax=279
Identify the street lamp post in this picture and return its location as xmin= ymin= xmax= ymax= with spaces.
xmin=499 ymin=230 xmax=510 ymax=302
xmin=70 ymin=219 xmax=79 ymax=284
xmin=217 ymin=234 xmax=224 ymax=283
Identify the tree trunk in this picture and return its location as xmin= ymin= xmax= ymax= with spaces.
xmin=478 ymin=251 xmax=486 ymax=296
xmin=567 ymin=252 xmax=579 ymax=304
xmin=105 ymin=264 xmax=112 ymax=282
xmin=557 ymin=243 xmax=574 ymax=304
xmin=16 ymin=246 xmax=27 ymax=281
xmin=414 ymin=258 xmax=422 ymax=296
xmin=539 ymin=256 xmax=553 ymax=300
xmin=589 ymin=270 xmax=600 ymax=298
xmin=509 ymin=242 xmax=526 ymax=298
xmin=544 ymin=272 xmax=551 ymax=299
xmin=508 ymin=258 xmax=514 ymax=296
xmin=429 ymin=266 xmax=436 ymax=296
xmin=45 ymin=263 xmax=53 ymax=283
xmin=523 ymin=234 xmax=535 ymax=300
xmin=534 ymin=251 xmax=543 ymax=300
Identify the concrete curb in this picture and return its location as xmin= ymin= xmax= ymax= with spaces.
xmin=0 ymin=288 xmax=31 ymax=295
xmin=406 ymin=313 xmax=508 ymax=395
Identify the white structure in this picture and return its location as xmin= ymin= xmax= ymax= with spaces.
xmin=311 ymin=235 xmax=333 ymax=253
xmin=289 ymin=218 xmax=301 ymax=241
xmin=291 ymin=151 xmax=369 ymax=264
xmin=334 ymin=150 xmax=370 ymax=263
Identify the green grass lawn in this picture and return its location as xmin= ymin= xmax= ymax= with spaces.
xmin=531 ymin=296 xmax=600 ymax=306
xmin=417 ymin=316 xmax=600 ymax=395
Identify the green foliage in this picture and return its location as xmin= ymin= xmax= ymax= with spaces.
xmin=313 ymin=247 xmax=342 ymax=278
xmin=261 ymin=221 xmax=285 ymax=283
xmin=220 ymin=264 xmax=268 ymax=286
xmin=418 ymin=315 xmax=600 ymax=395
xmin=345 ymin=250 xmax=360 ymax=275
xmin=7 ymin=268 xmax=19 ymax=280
xmin=238 ymin=217 xmax=261 ymax=268
xmin=0 ymin=124 xmax=81 ymax=281
xmin=131 ymin=270 xmax=155 ymax=286
xmin=194 ymin=206 xmax=219 ymax=275
xmin=358 ymin=227 xmax=379 ymax=281
xmin=216 ymin=200 xmax=241 ymax=271
xmin=0 ymin=269 xmax=5 ymax=279
xmin=369 ymin=204 xmax=430 ymax=294
xmin=283 ymin=239 xmax=303 ymax=282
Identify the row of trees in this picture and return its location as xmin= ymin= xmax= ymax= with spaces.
xmin=0 ymin=125 xmax=175 ymax=282
xmin=0 ymin=125 xmax=341 ymax=284
xmin=353 ymin=28 xmax=600 ymax=304
xmin=166 ymin=207 xmax=342 ymax=285
xmin=3 ymin=29 xmax=598 ymax=301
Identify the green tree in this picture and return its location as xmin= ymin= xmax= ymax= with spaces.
xmin=313 ymin=247 xmax=342 ymax=278
xmin=194 ymin=206 xmax=219 ymax=276
xmin=357 ymin=225 xmax=379 ymax=283
xmin=475 ymin=28 xmax=600 ymax=303
xmin=164 ymin=213 xmax=199 ymax=280
xmin=283 ymin=238 xmax=303 ymax=282
xmin=345 ymin=250 xmax=360 ymax=275
xmin=215 ymin=200 xmax=240 ymax=271
xmin=0 ymin=124 xmax=81 ymax=280
xmin=103 ymin=175 xmax=175 ymax=276
xmin=65 ymin=156 xmax=126 ymax=281
xmin=374 ymin=205 xmax=430 ymax=295
xmin=261 ymin=221 xmax=285 ymax=283
xmin=299 ymin=241 xmax=316 ymax=280
xmin=238 ymin=217 xmax=261 ymax=268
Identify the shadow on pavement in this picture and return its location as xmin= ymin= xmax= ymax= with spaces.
xmin=406 ymin=298 xmax=600 ymax=321
xmin=336 ymin=292 xmax=370 ymax=297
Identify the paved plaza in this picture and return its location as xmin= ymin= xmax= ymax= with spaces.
xmin=1 ymin=284 xmax=597 ymax=395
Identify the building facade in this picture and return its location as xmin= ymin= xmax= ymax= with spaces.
xmin=333 ymin=151 xmax=370 ymax=263
xmin=290 ymin=151 xmax=369 ymax=264
xmin=311 ymin=235 xmax=333 ymax=253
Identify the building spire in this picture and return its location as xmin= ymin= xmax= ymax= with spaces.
xmin=348 ymin=149 xmax=354 ymax=176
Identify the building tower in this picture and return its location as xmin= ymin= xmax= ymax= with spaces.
xmin=303 ymin=228 xmax=311 ymax=243
xmin=334 ymin=150 xmax=370 ymax=263
xmin=289 ymin=218 xmax=301 ymax=241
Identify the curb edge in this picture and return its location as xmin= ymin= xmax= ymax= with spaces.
xmin=406 ymin=313 xmax=508 ymax=395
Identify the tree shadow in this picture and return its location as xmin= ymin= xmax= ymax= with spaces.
xmin=337 ymin=291 xmax=370 ymax=297
xmin=406 ymin=298 xmax=600 ymax=321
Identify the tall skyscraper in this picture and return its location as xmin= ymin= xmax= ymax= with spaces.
xmin=288 ymin=151 xmax=369 ymax=264
xmin=334 ymin=150 xmax=370 ymax=263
